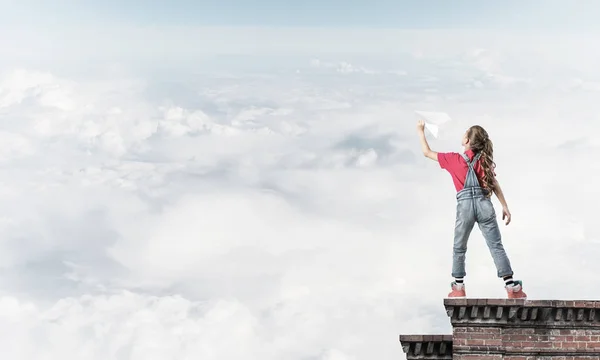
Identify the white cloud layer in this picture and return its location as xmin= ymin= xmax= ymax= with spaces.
xmin=1 ymin=26 xmax=600 ymax=360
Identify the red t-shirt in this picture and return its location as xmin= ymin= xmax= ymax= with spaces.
xmin=437 ymin=150 xmax=496 ymax=192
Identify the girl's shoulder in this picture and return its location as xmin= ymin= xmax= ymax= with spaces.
xmin=438 ymin=152 xmax=467 ymax=170
xmin=439 ymin=151 xmax=465 ymax=159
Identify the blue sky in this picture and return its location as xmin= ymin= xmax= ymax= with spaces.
xmin=4 ymin=0 xmax=597 ymax=29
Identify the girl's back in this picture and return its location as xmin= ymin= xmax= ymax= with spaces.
xmin=437 ymin=149 xmax=493 ymax=192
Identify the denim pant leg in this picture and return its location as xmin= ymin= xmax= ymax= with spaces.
xmin=475 ymin=197 xmax=514 ymax=278
xmin=452 ymin=199 xmax=476 ymax=278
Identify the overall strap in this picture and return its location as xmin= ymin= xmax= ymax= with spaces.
xmin=461 ymin=152 xmax=481 ymax=168
xmin=461 ymin=152 xmax=482 ymax=188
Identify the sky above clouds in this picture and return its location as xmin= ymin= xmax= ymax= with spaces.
xmin=2 ymin=2 xmax=600 ymax=360
xmin=3 ymin=0 xmax=600 ymax=30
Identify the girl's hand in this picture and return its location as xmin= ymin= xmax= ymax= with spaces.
xmin=502 ymin=207 xmax=511 ymax=225
xmin=416 ymin=120 xmax=425 ymax=133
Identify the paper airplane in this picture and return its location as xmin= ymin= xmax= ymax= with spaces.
xmin=415 ymin=111 xmax=452 ymax=138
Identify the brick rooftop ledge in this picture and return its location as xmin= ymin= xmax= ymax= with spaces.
xmin=399 ymin=335 xmax=453 ymax=360
xmin=444 ymin=298 xmax=600 ymax=358
xmin=444 ymin=299 xmax=600 ymax=328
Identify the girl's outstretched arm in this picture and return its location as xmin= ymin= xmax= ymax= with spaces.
xmin=416 ymin=120 xmax=438 ymax=161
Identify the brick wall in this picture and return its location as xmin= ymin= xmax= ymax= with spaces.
xmin=452 ymin=327 xmax=600 ymax=359
xmin=400 ymin=299 xmax=600 ymax=359
xmin=446 ymin=299 xmax=600 ymax=359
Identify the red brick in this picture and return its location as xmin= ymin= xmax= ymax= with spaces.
xmin=464 ymin=339 xmax=485 ymax=346
xmin=453 ymin=333 xmax=467 ymax=341
xmin=549 ymin=335 xmax=568 ymax=342
xmin=560 ymin=341 xmax=579 ymax=349
xmin=453 ymin=338 xmax=466 ymax=346
xmin=586 ymin=341 xmax=600 ymax=348
xmin=454 ymin=355 xmax=502 ymax=360
xmin=484 ymin=339 xmax=502 ymax=346
xmin=506 ymin=334 xmax=530 ymax=341
xmin=467 ymin=333 xmax=501 ymax=340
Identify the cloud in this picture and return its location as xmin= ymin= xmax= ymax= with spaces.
xmin=0 ymin=64 xmax=448 ymax=359
xmin=309 ymin=59 xmax=377 ymax=75
xmin=2 ymin=25 xmax=600 ymax=360
xmin=0 ymin=292 xmax=264 ymax=360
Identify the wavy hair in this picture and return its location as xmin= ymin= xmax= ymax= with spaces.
xmin=467 ymin=125 xmax=496 ymax=196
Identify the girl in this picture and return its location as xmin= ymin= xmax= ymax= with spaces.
xmin=416 ymin=120 xmax=526 ymax=299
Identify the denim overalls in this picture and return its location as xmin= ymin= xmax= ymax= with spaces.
xmin=452 ymin=152 xmax=513 ymax=278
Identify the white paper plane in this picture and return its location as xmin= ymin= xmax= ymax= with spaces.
xmin=415 ymin=111 xmax=452 ymax=138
